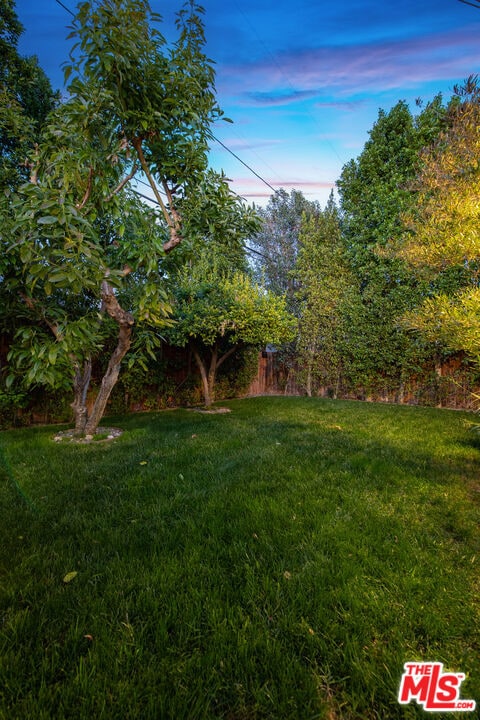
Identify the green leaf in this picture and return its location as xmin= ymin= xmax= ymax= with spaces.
xmin=63 ymin=64 xmax=73 ymax=84
xmin=19 ymin=244 xmax=32 ymax=263
xmin=37 ymin=216 xmax=58 ymax=225
xmin=63 ymin=571 xmax=78 ymax=584
xmin=48 ymin=346 xmax=58 ymax=365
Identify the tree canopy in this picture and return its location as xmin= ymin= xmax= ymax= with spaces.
xmin=295 ymin=194 xmax=354 ymax=396
xmin=335 ymin=97 xmax=449 ymax=391
xmin=2 ymin=0 xmax=257 ymax=434
xmin=3 ymin=0 xmax=480 ymax=421
xmin=395 ymin=77 xmax=480 ymax=368
xmin=165 ymin=259 xmax=296 ymax=406
xmin=0 ymin=0 xmax=58 ymax=191
xmin=250 ymin=188 xmax=321 ymax=312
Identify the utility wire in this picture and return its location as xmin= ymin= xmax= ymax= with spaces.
xmin=55 ymin=0 xmax=75 ymax=17
xmin=132 ymin=188 xmax=162 ymax=205
xmin=130 ymin=187 xmax=270 ymax=261
xmin=136 ymin=176 xmax=168 ymax=199
xmin=38 ymin=0 xmax=289 ymax=271
xmin=53 ymin=0 xmax=285 ymax=199
xmin=232 ymin=0 xmax=344 ymax=171
xmin=212 ymin=135 xmax=279 ymax=195
xmin=51 ymin=0 xmax=288 ymax=266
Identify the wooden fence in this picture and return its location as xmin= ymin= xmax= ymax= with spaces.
xmin=246 ymin=351 xmax=480 ymax=410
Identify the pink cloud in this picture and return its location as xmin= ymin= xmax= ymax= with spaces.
xmin=233 ymin=177 xmax=335 ymax=197
xmin=314 ymin=100 xmax=367 ymax=111
xmin=245 ymin=89 xmax=319 ymax=106
xmin=240 ymin=192 xmax=273 ymax=198
xmin=218 ymin=25 xmax=480 ymax=100
xmin=235 ymin=178 xmax=334 ymax=187
xmin=214 ymin=137 xmax=284 ymax=150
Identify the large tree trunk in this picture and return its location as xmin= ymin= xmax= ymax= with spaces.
xmin=304 ymin=342 xmax=316 ymax=397
xmin=192 ymin=346 xmax=215 ymax=407
xmin=71 ymin=358 xmax=92 ymax=436
xmin=305 ymin=367 xmax=313 ymax=397
xmin=206 ymin=348 xmax=218 ymax=407
xmin=84 ymin=281 xmax=134 ymax=437
xmin=192 ymin=342 xmax=241 ymax=408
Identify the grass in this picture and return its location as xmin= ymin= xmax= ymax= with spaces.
xmin=0 ymin=396 xmax=479 ymax=719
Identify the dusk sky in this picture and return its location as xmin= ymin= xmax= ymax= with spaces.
xmin=16 ymin=0 xmax=480 ymax=207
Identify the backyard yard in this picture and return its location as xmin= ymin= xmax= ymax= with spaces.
xmin=0 ymin=397 xmax=479 ymax=719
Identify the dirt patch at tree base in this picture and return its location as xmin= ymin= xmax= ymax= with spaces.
xmin=53 ymin=427 xmax=124 ymax=443
xmin=190 ymin=407 xmax=231 ymax=414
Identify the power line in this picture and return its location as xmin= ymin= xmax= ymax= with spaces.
xmin=130 ymin=187 xmax=269 ymax=261
xmin=54 ymin=0 xmax=75 ymax=17
xmin=42 ymin=0 xmax=290 ymax=267
xmin=52 ymin=0 xmax=287 ymax=205
xmin=212 ymin=135 xmax=278 ymax=195
xmin=52 ymin=0 xmax=283 ymax=199
xmin=131 ymin=188 xmax=162 ymax=205
xmin=136 ymin=176 xmax=168 ymax=199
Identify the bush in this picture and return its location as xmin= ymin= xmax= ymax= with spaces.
xmin=0 ymin=386 xmax=29 ymax=429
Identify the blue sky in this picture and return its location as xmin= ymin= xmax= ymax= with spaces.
xmin=17 ymin=0 xmax=480 ymax=207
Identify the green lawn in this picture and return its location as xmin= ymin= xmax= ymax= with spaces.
xmin=0 ymin=397 xmax=479 ymax=719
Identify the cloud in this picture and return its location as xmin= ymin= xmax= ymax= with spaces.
xmin=219 ymin=25 xmax=480 ymax=100
xmin=314 ymin=100 xmax=366 ymax=112
xmin=233 ymin=177 xmax=335 ymax=194
xmin=214 ymin=137 xmax=283 ymax=151
xmin=277 ymin=181 xmax=335 ymax=189
xmin=244 ymin=89 xmax=319 ymax=106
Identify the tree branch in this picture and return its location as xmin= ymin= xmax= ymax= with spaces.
xmin=104 ymin=164 xmax=139 ymax=202
xmin=130 ymin=137 xmax=183 ymax=254
xmin=100 ymin=280 xmax=135 ymax=328
xmin=216 ymin=342 xmax=241 ymax=371
xmin=131 ymin=137 xmax=173 ymax=228
xmin=76 ymin=166 xmax=94 ymax=210
xmin=29 ymin=143 xmax=39 ymax=185
xmin=161 ymin=180 xmax=183 ymax=254
xmin=19 ymin=292 xmax=61 ymax=339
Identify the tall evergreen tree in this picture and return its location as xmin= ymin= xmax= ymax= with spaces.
xmin=295 ymin=194 xmax=353 ymax=396
xmin=336 ymin=97 xmax=447 ymax=391
xmin=250 ymin=188 xmax=320 ymax=314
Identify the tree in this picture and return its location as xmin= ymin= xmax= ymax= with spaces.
xmin=3 ymin=0 xmax=243 ymax=436
xmin=336 ymin=98 xmax=448 ymax=392
xmin=0 ymin=0 xmax=58 ymax=191
xmin=163 ymin=168 xmax=259 ymax=277
xmin=0 ymin=0 xmax=58 ymax=422
xmin=250 ymin=189 xmax=321 ymax=312
xmin=166 ymin=262 xmax=296 ymax=407
xmin=396 ymin=78 xmax=480 ymax=367
xmin=295 ymin=194 xmax=354 ymax=396
xmin=249 ymin=188 xmax=321 ymax=387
